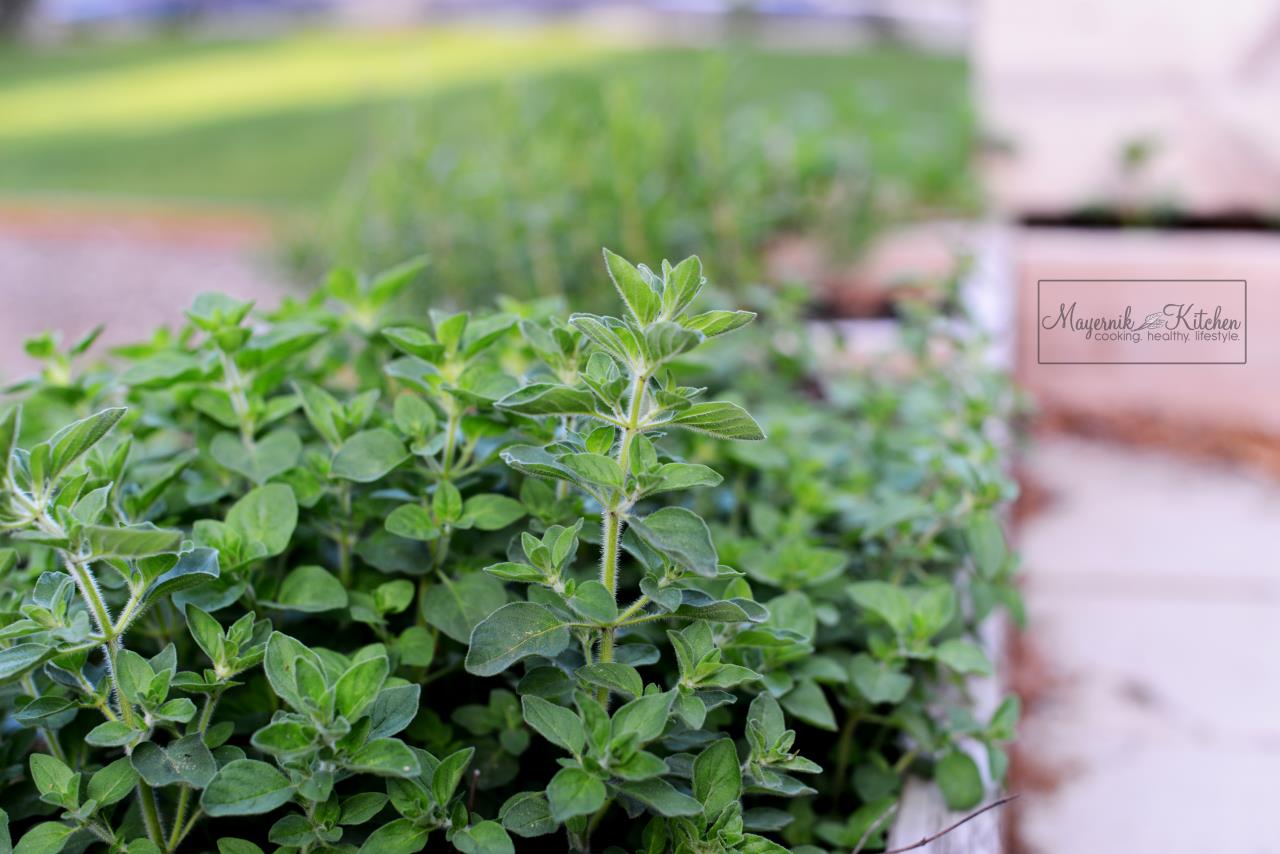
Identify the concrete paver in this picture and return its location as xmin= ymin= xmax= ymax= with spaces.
xmin=0 ymin=209 xmax=289 ymax=379
xmin=1016 ymin=437 xmax=1280 ymax=854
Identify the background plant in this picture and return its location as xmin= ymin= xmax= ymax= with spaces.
xmin=294 ymin=51 xmax=976 ymax=311
xmin=0 ymin=252 xmax=1015 ymax=853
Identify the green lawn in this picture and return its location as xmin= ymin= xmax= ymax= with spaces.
xmin=0 ymin=29 xmax=972 ymax=213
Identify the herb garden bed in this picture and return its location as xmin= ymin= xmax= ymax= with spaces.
xmin=0 ymin=246 xmax=1017 ymax=853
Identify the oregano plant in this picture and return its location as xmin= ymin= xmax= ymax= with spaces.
xmin=457 ymin=249 xmax=816 ymax=852
xmin=0 ymin=249 xmax=1016 ymax=854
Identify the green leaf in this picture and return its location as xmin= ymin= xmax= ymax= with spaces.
xmin=669 ymin=401 xmax=764 ymax=441
xmin=496 ymin=384 xmax=599 ymax=417
xmin=359 ymin=818 xmax=430 ymax=854
xmin=210 ymin=429 xmax=301 ymax=484
xmin=603 ymin=248 xmax=660 ymax=324
xmin=263 ymin=632 xmax=324 ymax=713
xmin=642 ymin=322 xmax=702 ymax=365
xmin=847 ymin=581 xmax=911 ymax=635
xmin=499 ymin=791 xmax=557 ymax=838
xmin=567 ymin=580 xmax=618 ymax=624
xmin=682 ymin=309 xmax=755 ymax=337
xmin=614 ymin=778 xmax=702 ymax=817
xmin=546 ymin=767 xmax=605 ymax=822
xmin=465 ymin=603 xmax=570 ymax=677
xmin=559 ymin=453 xmax=624 ymax=493
xmin=345 ymin=738 xmax=420 ymax=777
xmin=421 ymin=573 xmax=508 ymax=644
xmin=610 ymin=691 xmax=674 ymax=746
xmin=644 ymin=463 xmax=722 ymax=495
xmin=0 ymin=644 xmax=51 ymax=685
xmin=0 ymin=405 xmax=20 ymax=478
xmin=226 ymin=484 xmax=297 ymax=559
xmin=270 ymin=565 xmax=348 ymax=612
xmin=461 ymin=494 xmax=527 ymax=532
xmin=386 ymin=504 xmax=441 ymax=542
xmin=432 ymin=746 xmax=475 ymax=805
xmin=577 ymin=662 xmax=643 ymax=700
xmin=375 ymin=580 xmax=414 ymax=614
xmin=29 ymin=754 xmax=74 ymax=800
xmin=382 ymin=326 xmax=444 ymax=362
xmin=662 ymin=254 xmax=705 ymax=317
xmin=368 ymin=683 xmax=422 ymax=740
xmin=250 ymin=721 xmax=316 ymax=757
xmin=936 ymin=751 xmax=984 ymax=810
xmin=849 ymin=655 xmax=913 ymax=705
xmin=627 ymin=507 xmax=718 ymax=577
xmin=521 ymin=695 xmax=585 ymax=755
xmin=332 ymin=429 xmax=409 ymax=482
xmin=46 ymin=407 xmax=125 ymax=484
xmin=216 ymin=840 xmax=264 ymax=854
xmin=433 ymin=481 xmax=462 ymax=523
xmin=201 ymin=759 xmax=293 ymax=816
xmin=143 ymin=547 xmax=220 ymax=604
xmin=82 ymin=523 xmax=181 ymax=558
xmin=84 ymin=720 xmax=135 ymax=747
xmin=335 ymin=655 xmax=390 ymax=720
xmin=966 ymin=511 xmax=1009 ymax=579
xmin=384 ymin=504 xmax=440 ymax=545
xmin=452 ymin=821 xmax=515 ymax=854
xmin=935 ymin=639 xmax=994 ymax=676
xmin=780 ymin=680 xmax=836 ymax=731
xmin=14 ymin=821 xmax=74 ymax=854
xmin=693 ymin=738 xmax=742 ymax=818
xmin=88 ymin=758 xmax=137 ymax=807
xmin=131 ymin=734 xmax=216 ymax=788
xmin=397 ymin=625 xmax=436 ymax=668
xmin=339 ymin=792 xmax=388 ymax=825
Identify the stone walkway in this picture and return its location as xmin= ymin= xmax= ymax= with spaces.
xmin=1014 ymin=436 xmax=1280 ymax=854
xmin=0 ymin=206 xmax=288 ymax=379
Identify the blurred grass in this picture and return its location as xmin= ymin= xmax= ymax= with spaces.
xmin=0 ymin=27 xmax=613 ymax=208
xmin=0 ymin=29 xmax=971 ymax=214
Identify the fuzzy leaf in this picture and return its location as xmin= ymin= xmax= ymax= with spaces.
xmin=465 ymin=603 xmax=571 ymax=677
xmin=201 ymin=759 xmax=293 ymax=816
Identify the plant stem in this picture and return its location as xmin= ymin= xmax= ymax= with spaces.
xmin=219 ymin=349 xmax=255 ymax=444
xmin=337 ymin=482 xmax=353 ymax=586
xmin=595 ymin=370 xmax=649 ymax=699
xmin=137 ymin=779 xmax=166 ymax=851
xmin=168 ymin=693 xmax=220 ymax=850
xmin=597 ymin=510 xmax=621 ymax=673
xmin=832 ymin=710 xmax=860 ymax=806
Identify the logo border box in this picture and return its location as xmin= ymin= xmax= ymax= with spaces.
xmin=1036 ymin=279 xmax=1248 ymax=365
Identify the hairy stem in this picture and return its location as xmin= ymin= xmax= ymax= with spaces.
xmin=137 ymin=779 xmax=166 ymax=851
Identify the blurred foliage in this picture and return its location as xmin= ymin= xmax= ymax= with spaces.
xmin=297 ymin=47 xmax=976 ymax=310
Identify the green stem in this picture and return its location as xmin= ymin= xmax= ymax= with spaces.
xmin=168 ymin=693 xmax=219 ymax=850
xmin=594 ymin=370 xmax=649 ymax=702
xmin=832 ymin=710 xmax=860 ymax=806
xmin=219 ymin=349 xmax=255 ymax=444
xmin=597 ymin=510 xmax=621 ymax=674
xmin=337 ymin=482 xmax=354 ymax=586
xmin=137 ymin=779 xmax=166 ymax=851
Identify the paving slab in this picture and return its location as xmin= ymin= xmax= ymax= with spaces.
xmin=0 ymin=207 xmax=290 ymax=380
xmin=1015 ymin=437 xmax=1280 ymax=854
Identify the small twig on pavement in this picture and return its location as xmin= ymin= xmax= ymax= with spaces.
xmin=880 ymin=793 xmax=1020 ymax=854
